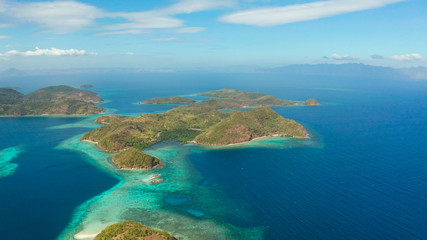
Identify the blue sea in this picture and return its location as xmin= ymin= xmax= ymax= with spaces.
xmin=0 ymin=73 xmax=426 ymax=240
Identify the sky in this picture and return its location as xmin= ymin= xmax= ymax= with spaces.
xmin=0 ymin=0 xmax=426 ymax=71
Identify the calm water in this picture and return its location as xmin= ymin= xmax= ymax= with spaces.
xmin=0 ymin=73 xmax=426 ymax=239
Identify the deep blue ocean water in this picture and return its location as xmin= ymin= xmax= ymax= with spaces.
xmin=0 ymin=73 xmax=427 ymax=239
xmin=0 ymin=117 xmax=118 ymax=240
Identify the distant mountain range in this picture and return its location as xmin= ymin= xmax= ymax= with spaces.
xmin=0 ymin=68 xmax=26 ymax=77
xmin=268 ymin=63 xmax=427 ymax=80
xmin=1 ymin=64 xmax=427 ymax=80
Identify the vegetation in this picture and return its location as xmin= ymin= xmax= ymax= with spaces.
xmin=197 ymin=88 xmax=318 ymax=109
xmin=200 ymin=88 xmax=266 ymax=99
xmin=82 ymin=105 xmax=226 ymax=152
xmin=24 ymin=85 xmax=102 ymax=103
xmin=83 ymin=89 xmax=312 ymax=170
xmin=0 ymin=85 xmax=104 ymax=116
xmin=190 ymin=98 xmax=244 ymax=109
xmin=82 ymin=106 xmax=306 ymax=151
xmin=94 ymin=221 xmax=177 ymax=240
xmin=195 ymin=107 xmax=307 ymax=145
xmin=96 ymin=115 xmax=130 ymax=124
xmin=0 ymin=88 xmax=24 ymax=104
xmin=112 ymin=148 xmax=162 ymax=170
xmin=140 ymin=96 xmax=196 ymax=105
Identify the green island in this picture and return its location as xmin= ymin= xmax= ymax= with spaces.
xmin=140 ymin=96 xmax=196 ymax=105
xmin=195 ymin=88 xmax=320 ymax=109
xmin=94 ymin=221 xmax=177 ymax=240
xmin=112 ymin=148 xmax=162 ymax=170
xmin=0 ymin=85 xmax=104 ymax=116
xmin=81 ymin=89 xmax=315 ymax=170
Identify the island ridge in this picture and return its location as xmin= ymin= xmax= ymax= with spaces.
xmin=140 ymin=96 xmax=196 ymax=105
xmin=0 ymin=85 xmax=104 ymax=116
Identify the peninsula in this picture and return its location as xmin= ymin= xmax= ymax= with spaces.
xmin=82 ymin=88 xmax=315 ymax=170
xmin=0 ymin=85 xmax=104 ymax=116
xmin=140 ymin=96 xmax=196 ymax=105
xmin=94 ymin=221 xmax=177 ymax=240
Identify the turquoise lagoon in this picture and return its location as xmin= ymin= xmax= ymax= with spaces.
xmin=56 ymin=121 xmax=314 ymax=239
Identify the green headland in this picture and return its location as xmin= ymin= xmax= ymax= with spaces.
xmin=0 ymin=85 xmax=104 ymax=116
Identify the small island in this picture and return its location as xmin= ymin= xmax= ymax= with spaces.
xmin=80 ymin=84 xmax=95 ymax=89
xmin=140 ymin=96 xmax=196 ymax=105
xmin=94 ymin=221 xmax=177 ymax=240
xmin=305 ymin=98 xmax=319 ymax=106
xmin=112 ymin=148 xmax=163 ymax=170
xmin=0 ymin=85 xmax=104 ymax=116
xmin=82 ymin=89 xmax=315 ymax=170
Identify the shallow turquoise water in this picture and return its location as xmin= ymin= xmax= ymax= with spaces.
xmin=50 ymin=90 xmax=318 ymax=239
xmin=0 ymin=146 xmax=23 ymax=178
xmin=56 ymin=134 xmax=299 ymax=239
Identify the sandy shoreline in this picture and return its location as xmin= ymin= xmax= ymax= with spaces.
xmin=190 ymin=134 xmax=309 ymax=147
xmin=82 ymin=140 xmax=99 ymax=144
xmin=82 ymin=134 xmax=307 ymax=152
xmin=74 ymin=233 xmax=99 ymax=239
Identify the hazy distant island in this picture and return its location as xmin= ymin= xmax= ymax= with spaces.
xmin=80 ymin=84 xmax=95 ymax=89
xmin=94 ymin=221 xmax=177 ymax=240
xmin=0 ymin=85 xmax=104 ymax=116
xmin=140 ymin=96 xmax=196 ymax=105
xmin=82 ymin=89 xmax=316 ymax=170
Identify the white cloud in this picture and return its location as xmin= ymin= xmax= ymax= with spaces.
xmin=149 ymin=37 xmax=178 ymax=42
xmin=5 ymin=0 xmax=104 ymax=33
xmin=0 ymin=35 xmax=9 ymax=39
xmin=105 ymin=0 xmax=234 ymax=31
xmin=0 ymin=47 xmax=88 ymax=57
xmin=97 ymin=29 xmax=151 ymax=36
xmin=0 ymin=0 xmax=232 ymax=34
xmin=389 ymin=53 xmax=423 ymax=61
xmin=220 ymin=0 xmax=404 ymax=26
xmin=172 ymin=27 xmax=206 ymax=34
xmin=328 ymin=53 xmax=359 ymax=61
xmin=164 ymin=0 xmax=235 ymax=14
xmin=372 ymin=53 xmax=424 ymax=61
xmin=0 ymin=0 xmax=5 ymax=12
xmin=106 ymin=14 xmax=183 ymax=30
xmin=126 ymin=52 xmax=135 ymax=55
